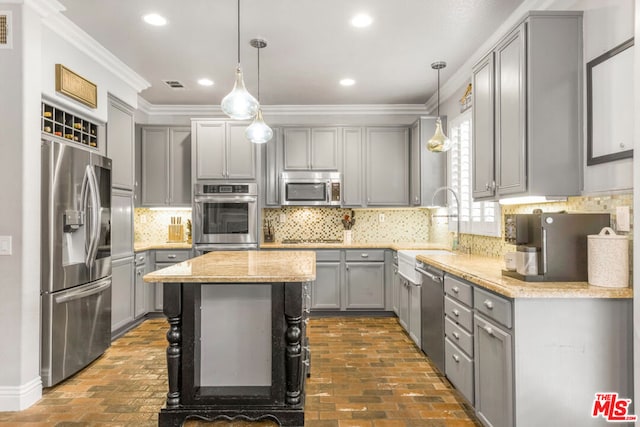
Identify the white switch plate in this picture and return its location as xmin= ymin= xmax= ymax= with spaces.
xmin=378 ymin=213 xmax=385 ymax=223
xmin=279 ymin=213 xmax=287 ymax=223
xmin=616 ymin=206 xmax=630 ymax=232
xmin=0 ymin=236 xmax=12 ymax=255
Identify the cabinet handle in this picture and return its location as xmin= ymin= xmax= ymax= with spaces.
xmin=361 ymin=253 xmax=369 ymax=258
xmin=394 ymin=268 xmax=398 ymax=274
xmin=167 ymin=255 xmax=177 ymax=259
xmin=484 ymin=326 xmax=494 ymax=336
xmin=452 ymin=309 xmax=460 ymax=317
xmin=483 ymin=300 xmax=494 ymax=309
xmin=137 ymin=270 xmax=142 ymax=276
xmin=303 ymin=360 xmax=310 ymax=367
xmin=452 ymin=331 xmax=460 ymax=340
xmin=452 ymin=286 xmax=459 ymax=294
xmin=452 ymin=354 xmax=460 ymax=363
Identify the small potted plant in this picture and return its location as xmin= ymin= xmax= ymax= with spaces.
xmin=341 ymin=211 xmax=355 ymax=244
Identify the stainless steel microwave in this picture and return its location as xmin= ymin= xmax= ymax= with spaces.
xmin=280 ymin=171 xmax=341 ymax=206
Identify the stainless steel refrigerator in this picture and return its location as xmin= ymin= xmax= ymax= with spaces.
xmin=41 ymin=139 xmax=112 ymax=387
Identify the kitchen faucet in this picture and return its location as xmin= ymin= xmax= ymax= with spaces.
xmin=431 ymin=186 xmax=461 ymax=251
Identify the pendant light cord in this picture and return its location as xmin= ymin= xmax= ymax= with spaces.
xmin=257 ymin=47 xmax=261 ymax=101
xmin=436 ymin=68 xmax=440 ymax=117
xmin=237 ymin=0 xmax=241 ymax=64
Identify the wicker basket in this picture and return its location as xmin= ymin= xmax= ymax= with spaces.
xmin=587 ymin=227 xmax=628 ymax=287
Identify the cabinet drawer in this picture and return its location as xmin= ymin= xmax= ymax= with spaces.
xmin=135 ymin=252 xmax=147 ymax=266
xmin=444 ymin=275 xmax=473 ymax=306
xmin=345 ymin=249 xmax=385 ymax=262
xmin=315 ymin=250 xmax=341 ymax=262
xmin=445 ymin=295 xmax=473 ymax=332
xmin=445 ymin=337 xmax=474 ymax=405
xmin=474 ymin=287 xmax=512 ymax=328
xmin=155 ymin=251 xmax=190 ymax=263
xmin=445 ymin=316 xmax=473 ymax=357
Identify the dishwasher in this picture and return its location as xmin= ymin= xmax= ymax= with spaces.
xmin=416 ymin=260 xmax=445 ymax=375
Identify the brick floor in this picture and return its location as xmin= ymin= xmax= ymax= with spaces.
xmin=0 ymin=317 xmax=481 ymax=426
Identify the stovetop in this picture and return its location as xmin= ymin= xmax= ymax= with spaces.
xmin=281 ymin=239 xmax=343 ymax=244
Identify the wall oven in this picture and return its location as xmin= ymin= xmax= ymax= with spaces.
xmin=280 ymin=171 xmax=341 ymax=206
xmin=193 ymin=183 xmax=258 ymax=254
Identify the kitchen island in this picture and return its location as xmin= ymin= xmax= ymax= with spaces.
xmin=144 ymin=250 xmax=316 ymax=427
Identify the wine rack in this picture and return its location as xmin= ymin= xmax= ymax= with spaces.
xmin=41 ymin=102 xmax=98 ymax=148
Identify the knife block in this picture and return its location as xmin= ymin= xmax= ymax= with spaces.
xmin=168 ymin=224 xmax=184 ymax=243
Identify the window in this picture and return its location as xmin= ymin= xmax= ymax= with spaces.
xmin=448 ymin=111 xmax=501 ymax=237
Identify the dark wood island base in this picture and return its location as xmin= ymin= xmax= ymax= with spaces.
xmin=144 ymin=251 xmax=316 ymax=427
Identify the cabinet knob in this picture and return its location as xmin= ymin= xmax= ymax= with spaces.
xmin=361 ymin=253 xmax=369 ymax=258
xmin=452 ymin=354 xmax=460 ymax=363
xmin=452 ymin=331 xmax=460 ymax=340
xmin=452 ymin=286 xmax=459 ymax=294
xmin=483 ymin=300 xmax=494 ymax=309
xmin=167 ymin=254 xmax=177 ymax=259
xmin=484 ymin=326 xmax=494 ymax=336
xmin=452 ymin=309 xmax=460 ymax=317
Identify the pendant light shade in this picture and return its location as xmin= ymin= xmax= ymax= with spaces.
xmin=427 ymin=61 xmax=451 ymax=153
xmin=221 ymin=0 xmax=259 ymax=120
xmin=245 ymin=38 xmax=273 ymax=144
xmin=221 ymin=65 xmax=259 ymax=120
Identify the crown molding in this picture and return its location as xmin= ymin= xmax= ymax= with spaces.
xmin=41 ymin=7 xmax=150 ymax=94
xmin=23 ymin=0 xmax=64 ymax=17
xmin=137 ymin=96 xmax=428 ymax=118
xmin=424 ymin=0 xmax=559 ymax=114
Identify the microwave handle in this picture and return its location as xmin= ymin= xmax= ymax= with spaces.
xmin=326 ymin=181 xmax=331 ymax=203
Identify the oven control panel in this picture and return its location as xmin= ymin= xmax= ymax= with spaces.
xmin=196 ymin=183 xmax=257 ymax=196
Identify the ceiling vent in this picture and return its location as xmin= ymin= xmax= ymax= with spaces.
xmin=0 ymin=12 xmax=12 ymax=49
xmin=163 ymin=80 xmax=185 ymax=89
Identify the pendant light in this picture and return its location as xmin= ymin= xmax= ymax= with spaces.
xmin=221 ymin=0 xmax=259 ymax=120
xmin=245 ymin=38 xmax=273 ymax=144
xmin=427 ymin=61 xmax=451 ymax=153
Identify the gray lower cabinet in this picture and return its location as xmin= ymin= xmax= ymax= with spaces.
xmin=141 ymin=126 xmax=191 ymax=207
xmin=397 ymin=277 xmax=410 ymax=330
xmin=344 ymin=262 xmax=385 ymax=309
xmin=311 ymin=250 xmax=341 ymax=310
xmin=391 ymin=256 xmax=400 ymax=315
xmin=153 ymin=249 xmax=192 ymax=311
xmin=134 ymin=251 xmax=152 ymax=318
xmin=111 ymin=256 xmax=135 ymax=333
xmin=407 ymin=281 xmax=421 ymax=346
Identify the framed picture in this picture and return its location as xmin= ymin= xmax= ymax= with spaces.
xmin=586 ymin=38 xmax=634 ymax=166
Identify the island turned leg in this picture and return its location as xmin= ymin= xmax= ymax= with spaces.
xmin=163 ymin=283 xmax=182 ymax=408
xmin=284 ymin=282 xmax=303 ymax=406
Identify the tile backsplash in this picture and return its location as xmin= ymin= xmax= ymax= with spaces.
xmin=134 ymin=208 xmax=192 ymax=243
xmin=262 ymin=207 xmax=431 ymax=243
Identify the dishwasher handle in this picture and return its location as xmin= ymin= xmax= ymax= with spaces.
xmin=416 ymin=266 xmax=442 ymax=283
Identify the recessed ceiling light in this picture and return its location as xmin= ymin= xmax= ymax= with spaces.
xmin=143 ymin=13 xmax=167 ymax=26
xmin=340 ymin=78 xmax=356 ymax=87
xmin=351 ymin=14 xmax=373 ymax=28
xmin=198 ymin=78 xmax=214 ymax=87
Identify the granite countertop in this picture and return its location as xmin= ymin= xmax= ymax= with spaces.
xmin=143 ymin=250 xmax=316 ymax=283
xmin=134 ymin=242 xmax=192 ymax=252
xmin=417 ymin=253 xmax=634 ymax=299
xmin=260 ymin=242 xmax=449 ymax=251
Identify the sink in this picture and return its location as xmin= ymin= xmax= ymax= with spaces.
xmin=397 ymin=250 xmax=452 ymax=284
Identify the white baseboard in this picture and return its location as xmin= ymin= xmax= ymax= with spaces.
xmin=0 ymin=377 xmax=42 ymax=412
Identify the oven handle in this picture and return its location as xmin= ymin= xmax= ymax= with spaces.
xmin=194 ymin=195 xmax=257 ymax=203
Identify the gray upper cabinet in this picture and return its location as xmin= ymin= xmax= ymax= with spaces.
xmin=341 ymin=127 xmax=364 ymax=206
xmin=283 ymin=127 xmax=339 ymax=170
xmin=107 ymin=96 xmax=135 ymax=191
xmin=141 ymin=126 xmax=191 ymax=207
xmin=192 ymin=120 xmax=256 ymax=181
xmin=263 ymin=127 xmax=282 ymax=206
xmin=410 ymin=117 xmax=446 ymax=206
xmin=472 ymin=11 xmax=583 ymax=201
xmin=366 ymin=127 xmax=409 ymax=206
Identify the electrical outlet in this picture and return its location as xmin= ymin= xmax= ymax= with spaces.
xmin=616 ymin=206 xmax=630 ymax=232
xmin=378 ymin=213 xmax=385 ymax=223
xmin=279 ymin=213 xmax=287 ymax=223
xmin=140 ymin=214 xmax=147 ymax=224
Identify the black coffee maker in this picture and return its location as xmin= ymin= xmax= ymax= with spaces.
xmin=503 ymin=212 xmax=610 ymax=281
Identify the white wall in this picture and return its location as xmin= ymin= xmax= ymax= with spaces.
xmin=632 ymin=0 xmax=639 ymax=421
xmin=0 ymin=2 xmax=43 ymax=410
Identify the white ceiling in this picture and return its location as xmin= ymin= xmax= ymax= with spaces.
xmin=59 ymin=0 xmax=525 ymax=106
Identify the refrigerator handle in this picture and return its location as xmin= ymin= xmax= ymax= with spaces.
xmin=87 ymin=165 xmax=102 ymax=267
xmin=54 ymin=278 xmax=111 ymax=304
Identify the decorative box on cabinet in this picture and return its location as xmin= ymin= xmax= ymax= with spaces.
xmin=472 ymin=11 xmax=583 ymax=201
xmin=192 ymin=120 xmax=257 ymax=181
xmin=141 ymin=126 xmax=191 ymax=207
